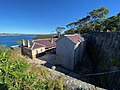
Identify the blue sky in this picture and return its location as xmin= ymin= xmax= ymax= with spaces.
xmin=0 ymin=0 xmax=120 ymax=34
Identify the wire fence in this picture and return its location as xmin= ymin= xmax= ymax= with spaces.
xmin=79 ymin=70 xmax=120 ymax=89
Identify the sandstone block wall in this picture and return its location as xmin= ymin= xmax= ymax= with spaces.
xmin=87 ymin=32 xmax=120 ymax=72
xmin=78 ymin=32 xmax=120 ymax=89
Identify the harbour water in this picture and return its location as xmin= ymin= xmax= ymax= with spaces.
xmin=0 ymin=35 xmax=35 ymax=48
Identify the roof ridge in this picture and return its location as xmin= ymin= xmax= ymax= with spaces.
xmin=31 ymin=42 xmax=45 ymax=50
xmin=64 ymin=34 xmax=80 ymax=36
xmin=64 ymin=34 xmax=74 ymax=36
xmin=31 ymin=42 xmax=35 ymax=50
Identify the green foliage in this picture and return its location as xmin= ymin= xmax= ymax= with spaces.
xmin=65 ymin=7 xmax=119 ymax=34
xmin=35 ymin=34 xmax=53 ymax=39
xmin=56 ymin=27 xmax=65 ymax=37
xmin=102 ymin=14 xmax=120 ymax=31
xmin=111 ymin=59 xmax=120 ymax=67
xmin=54 ymin=76 xmax=64 ymax=90
xmin=47 ymin=76 xmax=64 ymax=90
xmin=17 ymin=40 xmax=22 ymax=45
xmin=88 ymin=6 xmax=109 ymax=20
xmin=0 ymin=46 xmax=64 ymax=90
xmin=35 ymin=34 xmax=58 ymax=40
xmin=64 ymin=29 xmax=74 ymax=34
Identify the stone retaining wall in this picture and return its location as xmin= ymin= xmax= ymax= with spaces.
xmin=24 ymin=55 xmax=104 ymax=90
xmin=87 ymin=32 xmax=120 ymax=72
xmin=41 ymin=65 xmax=105 ymax=90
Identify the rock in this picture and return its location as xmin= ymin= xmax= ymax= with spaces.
xmin=51 ymin=66 xmax=56 ymax=70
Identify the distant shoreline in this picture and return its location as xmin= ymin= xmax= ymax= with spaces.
xmin=0 ymin=33 xmax=54 ymax=36
xmin=0 ymin=34 xmax=35 ymax=36
xmin=0 ymin=35 xmax=34 ymax=36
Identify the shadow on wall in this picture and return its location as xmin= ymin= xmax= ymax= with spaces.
xmin=38 ymin=32 xmax=120 ymax=89
xmin=0 ymin=84 xmax=8 ymax=90
xmin=84 ymin=32 xmax=120 ymax=89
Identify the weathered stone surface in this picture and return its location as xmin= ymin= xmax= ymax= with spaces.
xmin=63 ymin=75 xmax=105 ymax=90
xmin=79 ymin=32 xmax=120 ymax=89
xmin=87 ymin=32 xmax=120 ymax=72
xmin=23 ymin=55 xmax=104 ymax=90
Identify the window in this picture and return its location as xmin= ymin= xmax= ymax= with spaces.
xmin=41 ymin=49 xmax=42 ymax=52
xmin=36 ymin=50 xmax=38 ymax=54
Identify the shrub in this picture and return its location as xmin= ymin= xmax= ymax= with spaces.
xmin=0 ymin=46 xmax=64 ymax=90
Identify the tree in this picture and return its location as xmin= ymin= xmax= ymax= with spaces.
xmin=117 ymin=13 xmax=120 ymax=29
xmin=17 ymin=40 xmax=22 ymax=45
xmin=66 ymin=21 xmax=79 ymax=33
xmin=88 ymin=6 xmax=109 ymax=30
xmin=88 ymin=6 xmax=109 ymax=21
xmin=64 ymin=6 xmax=111 ymax=34
xmin=64 ymin=29 xmax=74 ymax=34
xmin=76 ymin=16 xmax=90 ymax=33
xmin=56 ymin=27 xmax=65 ymax=37
xmin=117 ymin=13 xmax=120 ymax=16
xmin=102 ymin=14 xmax=120 ymax=31
xmin=66 ymin=16 xmax=91 ymax=34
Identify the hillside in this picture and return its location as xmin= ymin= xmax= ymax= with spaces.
xmin=0 ymin=46 xmax=64 ymax=90
xmin=0 ymin=45 xmax=104 ymax=90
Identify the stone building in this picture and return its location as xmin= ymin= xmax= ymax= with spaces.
xmin=56 ymin=34 xmax=85 ymax=70
xmin=21 ymin=38 xmax=56 ymax=59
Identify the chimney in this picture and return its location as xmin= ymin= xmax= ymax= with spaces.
xmin=51 ymin=38 xmax=53 ymax=43
xmin=27 ymin=40 xmax=30 ymax=48
xmin=22 ymin=39 xmax=26 ymax=46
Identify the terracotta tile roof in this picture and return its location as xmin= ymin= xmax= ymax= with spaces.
xmin=33 ymin=38 xmax=56 ymax=48
xmin=28 ymin=42 xmax=45 ymax=50
xmin=65 ymin=34 xmax=84 ymax=44
xmin=30 ymin=42 xmax=34 ymax=47
xmin=31 ymin=43 xmax=45 ymax=50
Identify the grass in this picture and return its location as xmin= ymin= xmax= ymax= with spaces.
xmin=0 ymin=45 xmax=64 ymax=90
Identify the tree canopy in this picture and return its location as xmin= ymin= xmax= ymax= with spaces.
xmin=64 ymin=7 xmax=120 ymax=34
xmin=55 ymin=26 xmax=65 ymax=37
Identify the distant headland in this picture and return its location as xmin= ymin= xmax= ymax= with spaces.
xmin=0 ymin=33 xmax=39 ymax=36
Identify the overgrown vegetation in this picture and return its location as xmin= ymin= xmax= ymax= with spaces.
xmin=0 ymin=45 xmax=64 ymax=90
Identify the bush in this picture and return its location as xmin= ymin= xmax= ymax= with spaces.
xmin=0 ymin=46 xmax=64 ymax=90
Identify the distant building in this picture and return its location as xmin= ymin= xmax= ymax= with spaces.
xmin=56 ymin=34 xmax=85 ymax=70
xmin=21 ymin=38 xmax=56 ymax=59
